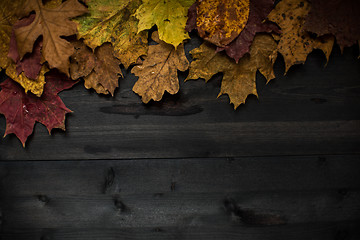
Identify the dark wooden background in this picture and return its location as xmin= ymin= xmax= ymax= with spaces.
xmin=0 ymin=33 xmax=360 ymax=239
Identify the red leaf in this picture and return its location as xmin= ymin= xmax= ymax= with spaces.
xmin=0 ymin=71 xmax=77 ymax=146
xmin=8 ymin=14 xmax=43 ymax=80
xmin=217 ymin=0 xmax=280 ymax=62
xmin=304 ymin=0 xmax=360 ymax=51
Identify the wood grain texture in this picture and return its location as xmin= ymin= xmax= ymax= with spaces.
xmin=0 ymin=37 xmax=359 ymax=160
xmin=1 ymin=156 xmax=360 ymax=239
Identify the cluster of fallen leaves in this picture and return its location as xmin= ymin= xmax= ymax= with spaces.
xmin=0 ymin=0 xmax=358 ymax=146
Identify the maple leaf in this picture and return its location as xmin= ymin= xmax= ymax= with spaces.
xmin=186 ymin=33 xmax=277 ymax=109
xmin=73 ymin=0 xmax=148 ymax=69
xmin=216 ymin=0 xmax=280 ymax=62
xmin=134 ymin=0 xmax=195 ymax=48
xmin=0 ymin=0 xmax=24 ymax=70
xmin=69 ymin=40 xmax=96 ymax=80
xmin=267 ymin=0 xmax=334 ymax=73
xmin=83 ymin=43 xmax=122 ymax=96
xmin=0 ymin=71 xmax=77 ymax=147
xmin=8 ymin=14 xmax=43 ymax=80
xmin=194 ymin=0 xmax=250 ymax=47
xmin=304 ymin=0 xmax=360 ymax=51
xmin=132 ymin=32 xmax=189 ymax=103
xmin=14 ymin=0 xmax=88 ymax=75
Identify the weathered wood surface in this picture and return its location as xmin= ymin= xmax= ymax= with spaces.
xmin=0 ymin=39 xmax=359 ymax=160
xmin=1 ymin=156 xmax=360 ymax=239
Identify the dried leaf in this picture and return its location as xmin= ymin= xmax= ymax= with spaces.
xmin=217 ymin=0 xmax=280 ymax=62
xmin=268 ymin=0 xmax=334 ymax=73
xmin=304 ymin=0 xmax=360 ymax=51
xmin=132 ymin=32 xmax=189 ymax=103
xmin=195 ymin=0 xmax=250 ymax=47
xmin=0 ymin=71 xmax=77 ymax=146
xmin=0 ymin=0 xmax=24 ymax=70
xmin=186 ymin=34 xmax=277 ymax=109
xmin=135 ymin=0 xmax=195 ymax=48
xmin=70 ymin=40 xmax=96 ymax=80
xmin=74 ymin=0 xmax=148 ymax=69
xmin=84 ymin=43 xmax=122 ymax=96
xmin=8 ymin=14 xmax=43 ymax=80
xmin=14 ymin=0 xmax=88 ymax=75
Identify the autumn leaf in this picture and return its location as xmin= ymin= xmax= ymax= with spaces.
xmin=267 ymin=0 xmax=334 ymax=73
xmin=8 ymin=14 xmax=43 ymax=80
xmin=84 ymin=43 xmax=122 ymax=96
xmin=74 ymin=0 xmax=148 ymax=69
xmin=186 ymin=33 xmax=277 ymax=109
xmin=195 ymin=0 xmax=250 ymax=47
xmin=69 ymin=40 xmax=96 ymax=80
xmin=14 ymin=0 xmax=88 ymax=75
xmin=0 ymin=0 xmax=24 ymax=70
xmin=216 ymin=0 xmax=280 ymax=62
xmin=0 ymin=70 xmax=77 ymax=147
xmin=304 ymin=0 xmax=360 ymax=51
xmin=135 ymin=0 xmax=195 ymax=48
xmin=132 ymin=32 xmax=189 ymax=103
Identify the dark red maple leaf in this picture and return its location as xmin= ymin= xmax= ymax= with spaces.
xmin=304 ymin=0 xmax=360 ymax=51
xmin=185 ymin=2 xmax=197 ymax=32
xmin=217 ymin=0 xmax=280 ymax=62
xmin=0 ymin=71 xmax=77 ymax=146
xmin=8 ymin=13 xmax=43 ymax=80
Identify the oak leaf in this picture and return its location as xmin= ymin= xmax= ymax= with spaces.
xmin=0 ymin=0 xmax=24 ymax=70
xmin=267 ymin=0 xmax=334 ymax=73
xmin=132 ymin=32 xmax=189 ymax=103
xmin=83 ymin=43 xmax=122 ymax=96
xmin=186 ymin=33 xmax=277 ymax=109
xmin=216 ymin=0 xmax=280 ymax=62
xmin=69 ymin=40 xmax=96 ymax=80
xmin=14 ymin=0 xmax=88 ymax=75
xmin=0 ymin=70 xmax=77 ymax=147
xmin=134 ymin=0 xmax=195 ymax=48
xmin=304 ymin=0 xmax=360 ymax=51
xmin=195 ymin=0 xmax=250 ymax=47
xmin=74 ymin=0 xmax=148 ymax=69
xmin=8 ymin=14 xmax=43 ymax=80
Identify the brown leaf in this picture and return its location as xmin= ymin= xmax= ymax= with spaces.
xmin=83 ymin=43 xmax=122 ymax=96
xmin=186 ymin=34 xmax=277 ymax=109
xmin=14 ymin=0 xmax=88 ymax=75
xmin=132 ymin=32 xmax=189 ymax=103
xmin=267 ymin=0 xmax=334 ymax=73
xmin=217 ymin=0 xmax=280 ymax=62
xmin=304 ymin=0 xmax=360 ymax=51
xmin=196 ymin=0 xmax=250 ymax=47
xmin=69 ymin=40 xmax=96 ymax=80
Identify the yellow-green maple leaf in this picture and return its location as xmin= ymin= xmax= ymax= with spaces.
xmin=135 ymin=0 xmax=195 ymax=48
xmin=186 ymin=34 xmax=277 ymax=109
xmin=73 ymin=0 xmax=147 ymax=69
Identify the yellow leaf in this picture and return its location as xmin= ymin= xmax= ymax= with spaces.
xmin=0 ymin=0 xmax=24 ymax=70
xmin=196 ymin=0 xmax=250 ymax=47
xmin=73 ymin=0 xmax=148 ymax=69
xmin=267 ymin=0 xmax=334 ymax=73
xmin=186 ymin=34 xmax=277 ymax=109
xmin=6 ymin=62 xmax=48 ymax=97
xmin=132 ymin=32 xmax=189 ymax=103
xmin=135 ymin=0 xmax=195 ymax=48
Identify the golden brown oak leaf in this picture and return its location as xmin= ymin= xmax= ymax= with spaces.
xmin=132 ymin=32 xmax=189 ymax=103
xmin=69 ymin=40 xmax=96 ymax=80
xmin=14 ymin=0 xmax=88 ymax=75
xmin=186 ymin=34 xmax=277 ymax=109
xmin=74 ymin=0 xmax=148 ymax=69
xmin=0 ymin=0 xmax=24 ymax=70
xmin=196 ymin=0 xmax=250 ymax=47
xmin=83 ymin=43 xmax=122 ymax=96
xmin=267 ymin=0 xmax=334 ymax=73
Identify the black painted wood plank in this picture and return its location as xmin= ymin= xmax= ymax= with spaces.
xmin=0 ymin=41 xmax=359 ymax=160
